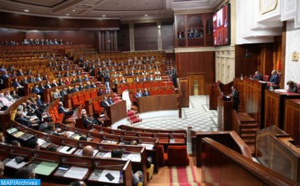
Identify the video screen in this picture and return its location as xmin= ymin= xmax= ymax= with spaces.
xmin=213 ymin=3 xmax=230 ymax=46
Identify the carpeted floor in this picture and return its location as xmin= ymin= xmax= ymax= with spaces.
xmin=169 ymin=166 xmax=201 ymax=186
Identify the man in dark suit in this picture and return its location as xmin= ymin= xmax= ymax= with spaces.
xmin=253 ymin=71 xmax=263 ymax=80
xmin=58 ymin=102 xmax=74 ymax=117
xmin=269 ymin=70 xmax=279 ymax=85
xmin=231 ymin=86 xmax=239 ymax=112
xmin=101 ymin=96 xmax=111 ymax=109
xmin=143 ymin=88 xmax=150 ymax=96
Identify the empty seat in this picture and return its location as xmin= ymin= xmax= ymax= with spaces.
xmin=166 ymin=145 xmax=189 ymax=166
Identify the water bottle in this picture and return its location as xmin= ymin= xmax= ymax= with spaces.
xmin=269 ymin=83 xmax=273 ymax=91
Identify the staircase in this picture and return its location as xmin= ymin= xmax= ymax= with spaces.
xmin=127 ymin=110 xmax=142 ymax=124
xmin=237 ymin=112 xmax=259 ymax=154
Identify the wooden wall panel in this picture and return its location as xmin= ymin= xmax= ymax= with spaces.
xmin=44 ymin=31 xmax=98 ymax=45
xmin=175 ymin=51 xmax=215 ymax=94
xmin=161 ymin=21 xmax=174 ymax=50
xmin=284 ymin=99 xmax=300 ymax=144
xmin=235 ymin=43 xmax=275 ymax=79
xmin=118 ymin=24 xmax=130 ymax=51
xmin=0 ymin=12 xmax=120 ymax=30
xmin=134 ymin=22 xmax=158 ymax=51
xmin=0 ymin=28 xmax=25 ymax=44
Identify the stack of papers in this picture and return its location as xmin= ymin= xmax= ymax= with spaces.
xmin=64 ymin=166 xmax=88 ymax=179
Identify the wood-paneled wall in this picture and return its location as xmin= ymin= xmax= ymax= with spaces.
xmin=235 ymin=43 xmax=274 ymax=78
xmin=134 ymin=22 xmax=158 ymax=51
xmin=161 ymin=21 xmax=174 ymax=50
xmin=0 ymin=12 xmax=120 ymax=30
xmin=118 ymin=24 xmax=130 ymax=51
xmin=0 ymin=28 xmax=98 ymax=47
xmin=175 ymin=51 xmax=215 ymax=94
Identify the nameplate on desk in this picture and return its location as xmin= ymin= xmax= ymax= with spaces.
xmin=74 ymin=149 xmax=99 ymax=157
xmin=58 ymin=146 xmax=77 ymax=154
xmin=5 ymin=158 xmax=27 ymax=169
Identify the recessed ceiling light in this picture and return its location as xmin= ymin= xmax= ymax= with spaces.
xmin=145 ymin=14 xmax=148 ymax=16
xmin=24 ymin=10 xmax=29 ymax=12
xmin=102 ymin=15 xmax=106 ymax=17
xmin=73 ymin=9 xmax=75 ymax=12
xmin=66 ymin=14 xmax=70 ymax=16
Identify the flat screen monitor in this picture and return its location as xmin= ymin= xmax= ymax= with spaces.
xmin=213 ymin=3 xmax=230 ymax=46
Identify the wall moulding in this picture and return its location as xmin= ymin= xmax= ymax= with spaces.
xmin=259 ymin=0 xmax=278 ymax=15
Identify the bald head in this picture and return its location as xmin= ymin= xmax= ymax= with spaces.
xmin=82 ymin=145 xmax=93 ymax=157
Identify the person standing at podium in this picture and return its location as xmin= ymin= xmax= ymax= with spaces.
xmin=231 ymin=86 xmax=239 ymax=112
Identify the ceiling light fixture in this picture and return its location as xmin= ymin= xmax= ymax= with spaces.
xmin=145 ymin=14 xmax=148 ymax=16
xmin=73 ymin=9 xmax=75 ymax=12
xmin=66 ymin=14 xmax=70 ymax=16
xmin=102 ymin=15 xmax=106 ymax=17
xmin=24 ymin=10 xmax=29 ymax=12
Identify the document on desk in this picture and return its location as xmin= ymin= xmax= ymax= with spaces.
xmin=124 ymin=153 xmax=141 ymax=162
xmin=74 ymin=149 xmax=99 ymax=157
xmin=140 ymin=143 xmax=154 ymax=150
xmin=5 ymin=158 xmax=27 ymax=169
xmin=96 ymin=151 xmax=111 ymax=158
xmin=64 ymin=166 xmax=88 ymax=179
xmin=58 ymin=146 xmax=77 ymax=154
xmin=98 ymin=169 xmax=120 ymax=183
xmin=34 ymin=161 xmax=58 ymax=176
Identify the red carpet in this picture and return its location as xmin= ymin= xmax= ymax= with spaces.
xmin=169 ymin=166 xmax=201 ymax=186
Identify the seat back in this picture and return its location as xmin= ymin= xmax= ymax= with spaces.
xmin=263 ymin=75 xmax=269 ymax=81
xmin=297 ymin=84 xmax=300 ymax=93
xmin=166 ymin=145 xmax=189 ymax=166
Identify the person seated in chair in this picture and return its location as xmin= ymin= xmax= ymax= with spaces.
xmin=82 ymin=145 xmax=94 ymax=157
xmin=269 ymin=70 xmax=279 ymax=85
xmin=253 ymin=71 xmax=263 ymax=80
xmin=286 ymin=80 xmax=298 ymax=93
xmin=101 ymin=96 xmax=111 ymax=110
xmin=135 ymin=89 xmax=143 ymax=98
xmin=58 ymin=102 xmax=74 ymax=117
xmin=143 ymin=88 xmax=150 ymax=96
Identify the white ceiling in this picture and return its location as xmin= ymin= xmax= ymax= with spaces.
xmin=0 ymin=0 xmax=223 ymax=21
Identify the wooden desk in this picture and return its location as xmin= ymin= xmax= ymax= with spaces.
xmin=255 ymin=125 xmax=300 ymax=183
xmin=284 ymin=99 xmax=300 ymax=144
xmin=264 ymin=89 xmax=300 ymax=129
xmin=137 ymin=94 xmax=178 ymax=113
xmin=105 ymin=100 xmax=127 ymax=126
xmin=234 ymin=77 xmax=278 ymax=128
xmin=217 ymin=97 xmax=233 ymax=131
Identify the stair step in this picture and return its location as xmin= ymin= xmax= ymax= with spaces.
xmin=241 ymin=128 xmax=258 ymax=133
xmin=237 ymin=113 xmax=256 ymax=124
xmin=130 ymin=118 xmax=142 ymax=124
xmin=128 ymin=114 xmax=139 ymax=120
xmin=241 ymin=133 xmax=256 ymax=137
xmin=243 ymin=139 xmax=256 ymax=143
xmin=240 ymin=123 xmax=259 ymax=128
